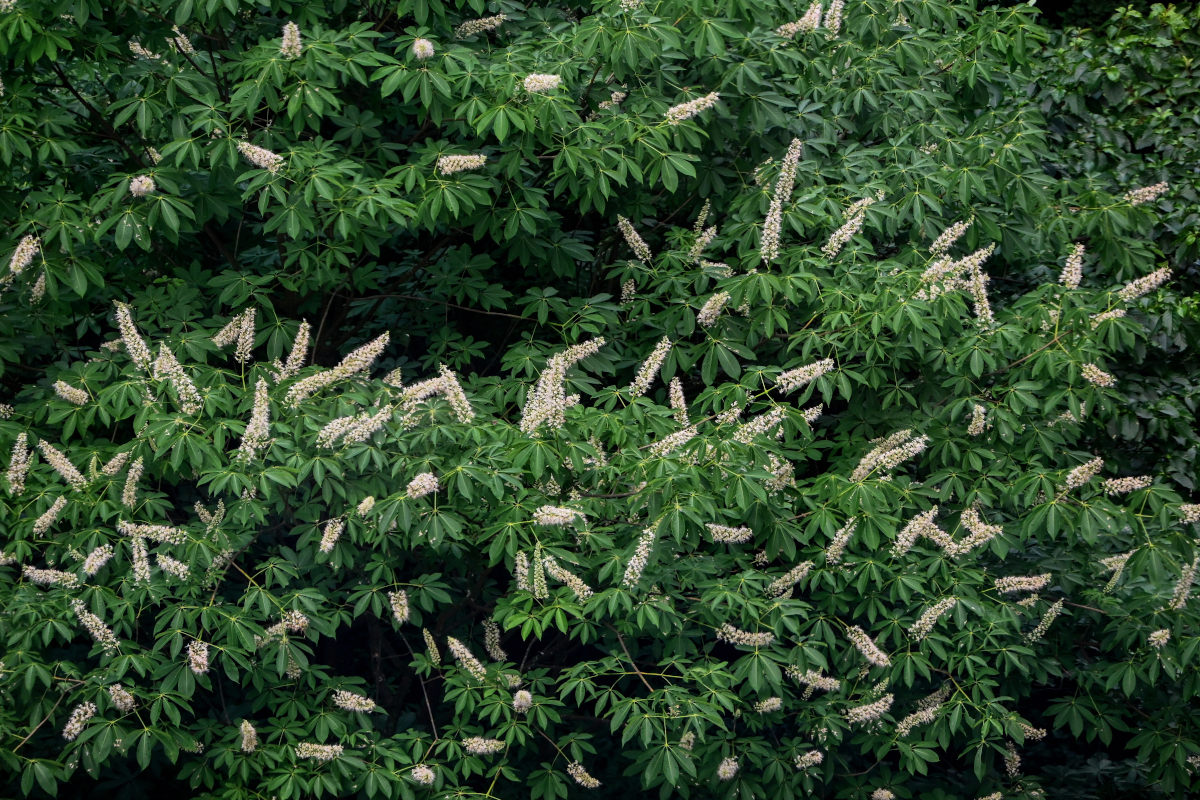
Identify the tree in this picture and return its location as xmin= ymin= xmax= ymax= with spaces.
xmin=1 ymin=1 xmax=1197 ymax=798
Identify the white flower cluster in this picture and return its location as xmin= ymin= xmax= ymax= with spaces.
xmin=462 ymin=737 xmax=505 ymax=755
xmin=82 ymin=544 xmax=114 ymax=576
xmin=821 ymin=194 xmax=879 ymax=259
xmin=482 ymin=619 xmax=507 ymax=661
xmin=667 ymin=377 xmax=689 ymax=424
xmin=568 ymin=762 xmax=601 ymax=788
xmin=1026 ymin=599 xmax=1064 ymax=642
xmin=1123 ymin=181 xmax=1168 ymax=206
xmin=117 ymin=519 xmax=187 ymax=544
xmin=108 ymin=684 xmax=136 ymax=712
xmin=929 ymin=218 xmax=972 ymax=256
xmin=776 ymin=2 xmax=822 ymax=37
xmin=967 ymin=403 xmax=988 ymax=436
xmin=32 ymin=496 xmax=68 ymax=535
xmin=707 ymin=523 xmax=753 ymax=544
xmin=543 ymin=556 xmax=594 ymax=601
xmin=1062 ymin=456 xmax=1104 ymax=492
xmin=411 ymin=38 xmax=435 ymax=59
xmin=23 ymin=565 xmax=79 ymax=587
xmin=1103 ymin=476 xmax=1151 ymax=495
xmin=62 ymin=702 xmax=97 ymax=741
xmin=995 ymin=574 xmax=1051 ymax=595
xmin=891 ymin=507 xmax=941 ymax=557
xmin=1091 ymin=308 xmax=1126 ymax=328
xmin=533 ymin=505 xmax=583 ymax=526
xmin=8 ymin=234 xmax=40 ymax=276
xmin=296 ymin=742 xmax=343 ymax=761
xmin=847 ymin=625 xmax=891 ymax=667
xmin=100 ymin=451 xmax=130 ymax=478
xmin=768 ymin=561 xmax=816 ymax=597
xmin=318 ymin=518 xmax=345 ymax=553
xmin=128 ymin=40 xmax=162 ymax=61
xmin=130 ymin=538 xmax=150 ymax=583
xmin=423 ymin=629 xmax=440 ymax=664
xmin=388 ymin=590 xmax=409 ymax=625
xmin=775 ymin=358 xmax=833 ymax=394
xmin=72 ymin=599 xmax=119 ymax=653
xmin=156 ymin=554 xmax=190 ymax=580
xmin=617 ymin=215 xmax=652 ymax=261
xmin=733 ymin=407 xmax=785 ymax=444
xmin=353 ymin=496 xmax=374 ymax=518
xmin=716 ymin=757 xmax=739 ymax=780
xmin=398 ymin=364 xmax=474 ymax=425
xmin=649 ymin=425 xmax=698 ymax=458
xmin=271 ymin=321 xmax=310 ymax=382
xmin=946 ymin=507 xmax=1002 ymax=557
xmin=1148 ymin=629 xmax=1170 ymax=649
xmin=1099 ymin=551 xmax=1133 ymax=592
xmin=512 ymin=689 xmax=533 ymax=714
xmin=152 ymin=344 xmax=204 ymax=414
xmin=38 ymin=440 xmax=87 ymax=490
xmin=237 ymin=141 xmax=285 ymax=174
xmin=794 ymin=749 xmax=824 ymax=770
xmin=406 ymin=471 xmax=439 ymax=498
xmin=909 ymin=597 xmax=957 ymax=641
xmin=1117 ymin=267 xmax=1171 ymax=302
xmin=1180 ymin=504 xmax=1200 ymax=524
xmin=523 ymin=73 xmax=561 ymax=93
xmin=599 ymin=89 xmax=627 ymax=111
xmin=689 ymin=225 xmax=716 ymax=263
xmin=786 ymin=666 xmax=841 ymax=694
xmin=754 ymin=696 xmax=783 ymax=713
xmin=1060 ymin=242 xmax=1085 ymax=288
xmin=454 ymin=14 xmax=506 ymax=38
xmin=447 ymin=637 xmax=488 ymax=681
xmin=187 ymin=640 xmax=209 ymax=674
xmin=168 ymin=25 xmax=194 ymax=54
xmin=760 ymin=138 xmax=803 ymax=263
xmin=114 ymin=301 xmax=153 ymax=374
xmin=715 ymin=623 xmax=775 ymax=647
xmin=520 ymin=338 xmax=606 ymax=435
xmin=122 ymin=457 xmax=144 ymax=508
xmin=437 ymin=154 xmax=487 ymax=175
xmin=845 ymin=693 xmax=894 ymax=725
xmin=895 ymin=703 xmax=941 ymax=737
xmin=333 ymin=689 xmax=377 ymax=712
xmin=1081 ymin=363 xmax=1115 ymax=388
xmin=629 ymin=336 xmax=672 ymax=398
xmin=823 ymin=518 xmax=857 ymax=564
xmin=316 ymin=405 xmax=394 ymax=448
xmin=285 ymin=333 xmax=389 ymax=407
xmin=850 ymin=430 xmax=929 ymax=482
xmin=129 ymin=175 xmax=156 ymax=198
xmin=280 ymin=22 xmax=302 ymax=60
xmin=233 ymin=379 xmax=271 ymax=461
xmin=823 ymin=0 xmax=844 ymax=35
xmin=7 ymin=432 xmax=30 ymax=494
xmin=665 ymin=91 xmax=720 ymax=125
xmin=240 ymin=720 xmax=258 ymax=752
xmin=1168 ymin=555 xmax=1198 ymax=611
xmin=621 ymin=528 xmax=656 ymax=588
xmin=212 ymin=308 xmax=256 ymax=363
xmin=697 ymin=291 xmax=730 ymax=327
xmin=411 ymin=764 xmax=436 ymax=785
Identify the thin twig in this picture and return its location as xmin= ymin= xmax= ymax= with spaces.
xmin=12 ymin=694 xmax=66 ymax=753
xmin=611 ymin=628 xmax=655 ymax=692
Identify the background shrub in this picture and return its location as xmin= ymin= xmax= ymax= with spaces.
xmin=1 ymin=1 xmax=1198 ymax=799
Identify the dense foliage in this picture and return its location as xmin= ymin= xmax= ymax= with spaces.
xmin=1 ymin=1 xmax=1198 ymax=799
